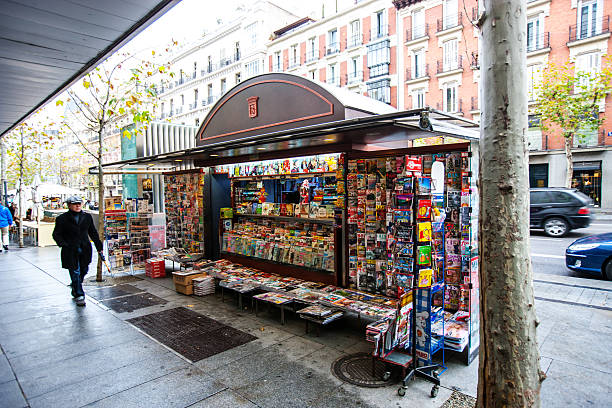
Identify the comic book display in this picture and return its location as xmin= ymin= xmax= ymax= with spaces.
xmin=164 ymin=172 xmax=206 ymax=254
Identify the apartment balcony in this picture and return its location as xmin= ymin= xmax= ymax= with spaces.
xmin=405 ymin=64 xmax=429 ymax=81
xmin=175 ymin=106 xmax=183 ymax=115
xmin=437 ymin=12 xmax=463 ymax=32
xmin=188 ymin=102 xmax=198 ymax=110
xmin=326 ymin=42 xmax=340 ymax=56
xmin=305 ymin=50 xmax=318 ymax=63
xmin=437 ymin=56 xmax=463 ymax=74
xmin=369 ymin=63 xmax=390 ymax=79
xmin=527 ymin=32 xmax=550 ymax=53
xmin=568 ymin=15 xmax=610 ymax=43
xmin=406 ymin=23 xmax=429 ymax=42
xmin=346 ymin=34 xmax=363 ymax=49
xmin=288 ymin=60 xmax=300 ymax=69
xmin=344 ymin=71 xmax=364 ymax=85
xmin=272 ymin=64 xmax=282 ymax=72
xmin=207 ymin=95 xmax=218 ymax=105
xmin=471 ymin=96 xmax=479 ymax=111
xmin=326 ymin=75 xmax=341 ymax=87
xmin=371 ymin=25 xmax=389 ymax=41
xmin=470 ymin=52 xmax=479 ymax=69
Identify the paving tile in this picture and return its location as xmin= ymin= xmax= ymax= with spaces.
xmin=8 ymin=326 xmax=143 ymax=373
xmin=17 ymin=337 xmax=169 ymax=398
xmin=309 ymin=385 xmax=377 ymax=408
xmin=340 ymin=379 xmax=452 ymax=408
xmin=187 ymin=389 xmax=257 ymax=408
xmin=85 ymin=367 xmax=226 ymax=408
xmin=541 ymin=359 xmax=611 ymax=408
xmin=0 ymin=380 xmax=27 ymax=408
xmin=0 ymin=352 xmax=15 ymax=384
xmin=28 ymin=351 xmax=188 ymax=408
xmin=589 ymin=308 xmax=612 ymax=334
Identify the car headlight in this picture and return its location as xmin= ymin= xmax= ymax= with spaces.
xmin=568 ymin=243 xmax=601 ymax=251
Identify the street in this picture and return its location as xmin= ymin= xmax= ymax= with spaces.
xmin=530 ymin=220 xmax=612 ymax=279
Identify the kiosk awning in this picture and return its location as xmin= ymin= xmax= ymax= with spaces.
xmin=94 ymin=108 xmax=479 ymax=174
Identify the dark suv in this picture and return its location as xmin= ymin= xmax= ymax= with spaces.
xmin=530 ymin=188 xmax=593 ymax=237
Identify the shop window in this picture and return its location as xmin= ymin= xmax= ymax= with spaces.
xmin=367 ymin=40 xmax=390 ymax=78
xmin=367 ymin=78 xmax=391 ymax=104
xmin=529 ymin=163 xmax=548 ymax=188
xmin=572 ymin=161 xmax=601 ymax=206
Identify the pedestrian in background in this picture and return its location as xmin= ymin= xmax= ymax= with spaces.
xmin=0 ymin=203 xmax=13 ymax=252
xmin=52 ymin=196 xmax=104 ymax=307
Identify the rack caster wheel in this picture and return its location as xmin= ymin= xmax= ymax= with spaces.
xmin=430 ymin=385 xmax=439 ymax=398
xmin=433 ymin=370 xmax=439 ymax=379
xmin=382 ymin=371 xmax=391 ymax=381
xmin=398 ymin=387 xmax=406 ymax=397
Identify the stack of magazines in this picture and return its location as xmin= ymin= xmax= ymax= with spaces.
xmin=193 ymin=276 xmax=215 ymax=296
xmin=298 ymin=305 xmax=343 ymax=324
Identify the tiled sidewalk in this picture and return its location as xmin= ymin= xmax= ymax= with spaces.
xmin=0 ymin=246 xmax=610 ymax=407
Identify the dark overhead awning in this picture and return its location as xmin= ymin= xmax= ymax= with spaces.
xmin=0 ymin=0 xmax=180 ymax=138
xmin=93 ymin=108 xmax=479 ymax=174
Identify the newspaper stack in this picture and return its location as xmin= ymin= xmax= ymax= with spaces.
xmin=192 ymin=276 xmax=215 ymax=296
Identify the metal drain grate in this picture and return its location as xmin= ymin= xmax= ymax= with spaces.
xmin=331 ymin=352 xmax=395 ymax=388
xmin=127 ymin=307 xmax=257 ymax=362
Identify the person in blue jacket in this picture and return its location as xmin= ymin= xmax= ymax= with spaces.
xmin=0 ymin=202 xmax=13 ymax=252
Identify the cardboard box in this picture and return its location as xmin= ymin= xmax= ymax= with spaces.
xmin=172 ymin=270 xmax=207 ymax=285
xmin=174 ymin=283 xmax=193 ymax=295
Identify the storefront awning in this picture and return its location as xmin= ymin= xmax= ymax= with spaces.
xmin=94 ymin=108 xmax=479 ymax=174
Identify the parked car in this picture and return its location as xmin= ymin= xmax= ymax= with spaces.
xmin=530 ymin=188 xmax=593 ymax=237
xmin=565 ymin=233 xmax=612 ymax=280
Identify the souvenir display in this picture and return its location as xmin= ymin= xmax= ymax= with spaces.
xmin=164 ymin=172 xmax=205 ymax=253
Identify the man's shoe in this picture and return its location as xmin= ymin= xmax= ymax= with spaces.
xmin=3 ymin=245 xmax=8 ymax=250
xmin=75 ymin=296 xmax=86 ymax=306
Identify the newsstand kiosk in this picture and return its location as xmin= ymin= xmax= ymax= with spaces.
xmin=100 ymin=73 xmax=481 ymax=393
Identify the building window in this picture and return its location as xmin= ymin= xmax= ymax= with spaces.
xmin=443 ymin=82 xmax=458 ymax=112
xmin=527 ymin=64 xmax=542 ymax=101
xmin=443 ymin=39 xmax=458 ymax=71
xmin=273 ymin=51 xmax=282 ymax=72
xmin=307 ymin=37 xmax=318 ymax=61
xmin=327 ymin=64 xmax=339 ymax=86
xmin=572 ymin=160 xmax=601 ymax=206
xmin=577 ymin=0 xmax=600 ymax=39
xmin=220 ymin=78 xmax=227 ymax=95
xmin=246 ymin=22 xmax=258 ymax=46
xmin=412 ymin=88 xmax=425 ymax=109
xmin=235 ymin=41 xmax=241 ymax=60
xmin=413 ymin=49 xmax=425 ymax=78
xmin=443 ymin=0 xmax=459 ymax=30
xmin=309 ymin=69 xmax=316 ymax=80
xmin=235 ymin=72 xmax=241 ymax=84
xmin=373 ymin=10 xmax=387 ymax=40
xmin=290 ymin=44 xmax=299 ymax=67
xmin=207 ymin=56 xmax=213 ymax=73
xmin=194 ymin=89 xmax=198 ymax=107
xmin=195 ymin=118 xmax=200 ymax=127
xmin=367 ymin=78 xmax=391 ymax=104
xmin=161 ymin=102 xmax=165 ymax=115
xmin=527 ymin=14 xmax=543 ymax=52
xmin=327 ymin=29 xmax=339 ymax=55
xmin=193 ymin=62 xmax=197 ymax=78
xmin=575 ymin=52 xmax=601 ymax=87
xmin=349 ymin=20 xmax=361 ymax=48
xmin=181 ymin=94 xmax=184 ymax=105
xmin=348 ymin=57 xmax=361 ymax=84
xmin=207 ymin=84 xmax=213 ymax=104
xmin=529 ymin=163 xmax=548 ymax=188
xmin=527 ymin=114 xmax=542 ymax=150
xmin=412 ymin=9 xmax=425 ymax=39
xmin=245 ymin=60 xmax=259 ymax=77
xmin=367 ymin=40 xmax=390 ymax=78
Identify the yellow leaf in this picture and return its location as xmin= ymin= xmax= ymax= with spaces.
xmin=151 ymin=50 xmax=155 ymax=55
xmin=56 ymin=100 xmax=64 ymax=106
xmin=122 ymin=130 xmax=131 ymax=139
xmin=83 ymin=80 xmax=90 ymax=89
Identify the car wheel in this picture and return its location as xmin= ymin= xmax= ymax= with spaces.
xmin=603 ymin=259 xmax=612 ymax=281
xmin=543 ymin=217 xmax=569 ymax=237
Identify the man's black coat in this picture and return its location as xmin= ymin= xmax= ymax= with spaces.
xmin=52 ymin=211 xmax=103 ymax=271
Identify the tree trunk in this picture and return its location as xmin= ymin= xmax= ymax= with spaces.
xmin=478 ymin=1 xmax=543 ymax=407
xmin=564 ymin=134 xmax=573 ymax=188
xmin=18 ymin=131 xmax=24 ymax=248
xmin=96 ymin=129 xmax=105 ymax=281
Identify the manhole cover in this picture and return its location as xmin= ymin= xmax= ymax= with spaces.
xmin=331 ymin=352 xmax=395 ymax=388
xmin=127 ymin=307 xmax=257 ymax=362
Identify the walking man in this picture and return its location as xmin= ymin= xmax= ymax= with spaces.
xmin=52 ymin=196 xmax=103 ymax=306
xmin=0 ymin=202 xmax=13 ymax=252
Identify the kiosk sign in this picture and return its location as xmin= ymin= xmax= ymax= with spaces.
xmin=247 ymin=96 xmax=259 ymax=118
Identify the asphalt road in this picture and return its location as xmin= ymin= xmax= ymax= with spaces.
xmin=530 ymin=220 xmax=612 ymax=279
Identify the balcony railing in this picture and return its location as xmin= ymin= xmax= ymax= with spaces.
xmin=471 ymin=52 xmax=479 ymax=69
xmin=345 ymin=71 xmax=364 ymax=85
xmin=437 ymin=56 xmax=463 ymax=74
xmin=371 ymin=25 xmax=389 ymax=41
xmin=406 ymin=23 xmax=429 ymax=42
xmin=189 ymin=102 xmax=197 ymax=110
xmin=175 ymin=107 xmax=183 ymax=115
xmin=569 ymin=15 xmax=610 ymax=42
xmin=326 ymin=42 xmax=340 ymax=56
xmin=437 ymin=12 xmax=463 ymax=32
xmin=527 ymin=32 xmax=550 ymax=52
xmin=305 ymin=50 xmax=318 ymax=63
xmin=346 ymin=34 xmax=363 ymax=49
xmin=272 ymin=63 xmax=282 ymax=72
xmin=288 ymin=59 xmax=300 ymax=69
xmin=326 ymin=75 xmax=341 ymax=87
xmin=405 ymin=64 xmax=429 ymax=81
